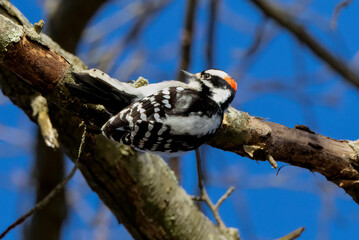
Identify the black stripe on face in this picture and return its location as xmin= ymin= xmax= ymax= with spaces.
xmin=197 ymin=80 xmax=211 ymax=97
xmin=207 ymin=75 xmax=229 ymax=89
xmin=200 ymin=70 xmax=234 ymax=91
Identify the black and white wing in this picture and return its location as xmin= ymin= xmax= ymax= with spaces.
xmin=68 ymin=69 xmax=188 ymax=115
xmin=68 ymin=69 xmax=141 ymax=114
xmin=101 ymin=86 xmax=223 ymax=153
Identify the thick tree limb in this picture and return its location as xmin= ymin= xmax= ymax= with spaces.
xmin=207 ymin=109 xmax=359 ymax=204
xmin=250 ymin=0 xmax=359 ymax=89
xmin=0 ymin=7 xmax=238 ymax=240
xmin=26 ymin=1 xmax=109 ymax=238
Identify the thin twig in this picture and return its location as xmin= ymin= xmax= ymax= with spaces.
xmin=243 ymin=16 xmax=268 ymax=58
xmin=177 ymin=0 xmax=198 ymax=81
xmin=331 ymin=0 xmax=353 ymax=29
xmin=195 ymin=148 xmax=205 ymax=191
xmin=194 ymin=148 xmax=235 ymax=230
xmin=96 ymin=0 xmax=169 ymax=72
xmin=266 ymin=153 xmax=278 ymax=169
xmin=277 ymin=226 xmax=305 ymax=240
xmin=195 ymin=149 xmax=224 ymax=228
xmin=250 ymin=0 xmax=359 ymax=89
xmin=205 ymin=0 xmax=219 ymax=68
xmin=215 ymin=186 xmax=235 ymax=209
xmin=276 ymin=164 xmax=288 ymax=176
xmin=0 ymin=124 xmax=87 ymax=239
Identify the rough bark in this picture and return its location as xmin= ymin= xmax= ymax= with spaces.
xmin=0 ymin=4 xmax=238 ymax=240
xmin=26 ymin=0 xmax=110 ymax=238
xmin=208 ymin=110 xmax=359 ymax=203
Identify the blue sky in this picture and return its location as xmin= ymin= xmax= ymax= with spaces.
xmin=1 ymin=0 xmax=359 ymax=239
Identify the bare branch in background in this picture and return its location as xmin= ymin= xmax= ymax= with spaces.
xmin=331 ymin=0 xmax=353 ymax=29
xmin=83 ymin=2 xmax=144 ymax=44
xmin=48 ymin=0 xmax=109 ymax=52
xmin=193 ymin=0 xmax=220 ymax=211
xmin=0 ymin=125 xmax=85 ymax=239
xmin=193 ymin=149 xmax=236 ymax=232
xmin=242 ymin=17 xmax=268 ymax=58
xmin=250 ymin=0 xmax=359 ymax=89
xmin=113 ymin=50 xmax=144 ymax=81
xmin=170 ymin=0 xmax=199 ymax=182
xmin=234 ymin=1 xmax=312 ymax=80
xmin=0 ymin=123 xmax=33 ymax=153
xmin=96 ymin=0 xmax=169 ymax=73
xmin=205 ymin=0 xmax=219 ymax=69
xmin=177 ymin=0 xmax=198 ymax=81
xmin=291 ymin=41 xmax=320 ymax=129
xmin=93 ymin=204 xmax=112 ymax=240
xmin=24 ymin=128 xmax=64 ymax=240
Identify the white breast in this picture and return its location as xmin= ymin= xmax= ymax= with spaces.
xmin=162 ymin=113 xmax=222 ymax=137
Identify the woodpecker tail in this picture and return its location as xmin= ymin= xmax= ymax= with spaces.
xmin=67 ymin=69 xmax=140 ymax=115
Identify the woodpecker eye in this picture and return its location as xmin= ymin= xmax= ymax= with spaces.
xmin=203 ymin=73 xmax=211 ymax=80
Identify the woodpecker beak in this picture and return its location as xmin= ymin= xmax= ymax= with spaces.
xmin=181 ymin=70 xmax=198 ymax=81
xmin=181 ymin=70 xmax=194 ymax=77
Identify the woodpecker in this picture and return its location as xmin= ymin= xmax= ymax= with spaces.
xmin=68 ymin=68 xmax=237 ymax=153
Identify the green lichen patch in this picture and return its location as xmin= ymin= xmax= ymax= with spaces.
xmin=0 ymin=15 xmax=23 ymax=59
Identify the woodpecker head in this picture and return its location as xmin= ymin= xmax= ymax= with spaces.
xmin=182 ymin=69 xmax=237 ymax=110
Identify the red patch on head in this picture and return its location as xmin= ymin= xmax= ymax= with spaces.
xmin=224 ymin=76 xmax=237 ymax=91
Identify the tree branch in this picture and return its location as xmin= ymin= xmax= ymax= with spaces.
xmin=277 ymin=227 xmax=305 ymax=240
xmin=207 ymin=108 xmax=359 ymax=204
xmin=47 ymin=0 xmax=109 ymax=53
xmin=0 ymin=5 xmax=238 ymax=240
xmin=194 ymin=148 xmax=235 ymax=231
xmin=250 ymin=0 xmax=359 ymax=89
xmin=26 ymin=1 xmax=108 ymax=238
xmin=331 ymin=0 xmax=353 ymax=29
